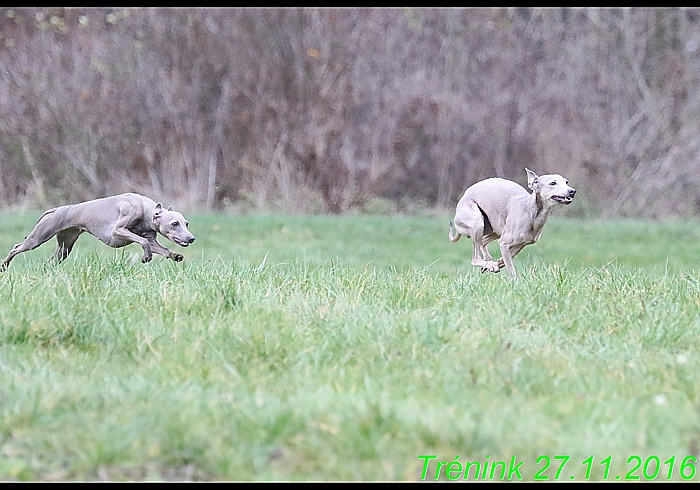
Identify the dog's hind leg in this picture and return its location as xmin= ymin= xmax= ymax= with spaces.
xmin=51 ymin=228 xmax=84 ymax=263
xmin=454 ymin=201 xmax=499 ymax=273
xmin=1 ymin=216 xmax=61 ymax=271
xmin=473 ymin=233 xmax=499 ymax=273
xmin=1 ymin=242 xmax=30 ymax=271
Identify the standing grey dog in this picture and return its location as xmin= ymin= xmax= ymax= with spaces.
xmin=448 ymin=168 xmax=575 ymax=278
xmin=1 ymin=193 xmax=195 ymax=271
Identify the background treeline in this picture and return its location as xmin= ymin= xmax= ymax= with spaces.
xmin=1 ymin=7 xmax=699 ymax=217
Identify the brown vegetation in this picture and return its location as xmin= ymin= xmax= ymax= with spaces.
xmin=0 ymin=8 xmax=698 ymax=217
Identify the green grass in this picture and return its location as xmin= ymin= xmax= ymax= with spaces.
xmin=2 ymin=213 xmax=700 ymax=481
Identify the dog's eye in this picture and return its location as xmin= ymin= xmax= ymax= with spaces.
xmin=550 ymin=181 xmax=557 ymax=186
xmin=185 ymin=222 xmax=189 ymax=227
xmin=171 ymin=221 xmax=179 ymax=227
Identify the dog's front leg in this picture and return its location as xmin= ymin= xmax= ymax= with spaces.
xmin=497 ymin=243 xmax=526 ymax=272
xmin=112 ymin=227 xmax=153 ymax=262
xmin=148 ymin=238 xmax=183 ymax=262
xmin=498 ymin=239 xmax=519 ymax=278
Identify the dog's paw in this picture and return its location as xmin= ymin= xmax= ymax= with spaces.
xmin=171 ymin=253 xmax=184 ymax=262
xmin=141 ymin=254 xmax=152 ymax=263
xmin=481 ymin=261 xmax=500 ymax=273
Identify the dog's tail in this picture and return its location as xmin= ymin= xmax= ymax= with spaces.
xmin=448 ymin=221 xmax=461 ymax=242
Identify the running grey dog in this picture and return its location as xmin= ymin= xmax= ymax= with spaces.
xmin=448 ymin=168 xmax=575 ymax=278
xmin=1 ymin=193 xmax=195 ymax=271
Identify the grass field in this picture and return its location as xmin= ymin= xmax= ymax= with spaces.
xmin=2 ymin=212 xmax=700 ymax=481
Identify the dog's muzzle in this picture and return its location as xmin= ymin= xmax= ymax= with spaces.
xmin=552 ymin=188 xmax=576 ymax=205
xmin=173 ymin=236 xmax=196 ymax=247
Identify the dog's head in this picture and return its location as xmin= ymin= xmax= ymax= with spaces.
xmin=526 ymin=168 xmax=576 ymax=205
xmin=153 ymin=203 xmax=196 ymax=247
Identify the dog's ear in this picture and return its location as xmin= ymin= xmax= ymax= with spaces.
xmin=525 ymin=168 xmax=539 ymax=190
xmin=153 ymin=203 xmax=163 ymax=220
xmin=167 ymin=206 xmax=174 ymax=211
